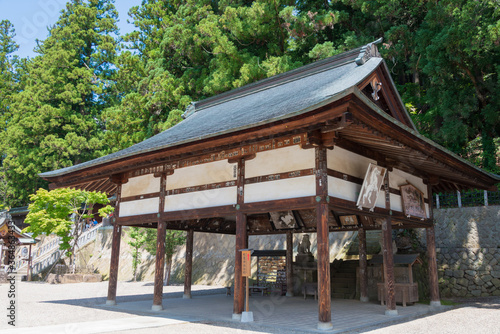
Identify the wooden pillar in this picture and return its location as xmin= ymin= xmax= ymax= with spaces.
xmin=107 ymin=222 xmax=122 ymax=305
xmin=184 ymin=229 xmax=194 ymax=299
xmin=106 ymin=183 xmax=122 ymax=306
xmin=315 ymin=146 xmax=332 ymax=330
xmin=381 ymin=171 xmax=397 ymax=315
xmin=286 ymin=230 xmax=294 ymax=297
xmin=358 ymin=226 xmax=369 ymax=302
xmin=152 ymin=221 xmax=167 ymax=311
xmin=233 ymin=158 xmax=246 ymax=320
xmin=426 ymin=184 xmax=441 ymax=307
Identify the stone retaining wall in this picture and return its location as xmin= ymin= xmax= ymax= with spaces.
xmin=433 ymin=206 xmax=500 ymax=297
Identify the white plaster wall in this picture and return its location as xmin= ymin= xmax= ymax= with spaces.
xmin=121 ymin=174 xmax=160 ymax=197
xmin=164 ymin=187 xmax=237 ymax=211
xmin=245 ymin=146 xmax=315 ymax=178
xmin=327 ymin=147 xmax=376 ymax=178
xmin=166 ymin=160 xmax=237 ymax=190
xmin=389 ymin=168 xmax=427 ymax=198
xmin=327 ymin=176 xmax=361 ymax=202
xmin=244 ymin=176 xmax=316 ymax=203
xmin=390 ymin=193 xmax=403 ymax=212
xmin=120 ymin=198 xmax=159 ymax=217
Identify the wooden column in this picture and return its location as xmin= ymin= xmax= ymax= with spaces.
xmin=106 ymin=183 xmax=122 ymax=306
xmin=426 ymin=184 xmax=441 ymax=307
xmin=183 ymin=229 xmax=194 ymax=299
xmin=233 ymin=158 xmax=246 ymax=320
xmin=286 ymin=230 xmax=294 ymax=297
xmin=152 ymin=220 xmax=167 ymax=311
xmin=381 ymin=171 xmax=397 ymax=315
xmin=315 ymin=146 xmax=332 ymax=330
xmin=153 ymin=173 xmax=167 ymax=310
xmin=358 ymin=226 xmax=369 ymax=302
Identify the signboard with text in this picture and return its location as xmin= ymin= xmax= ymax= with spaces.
xmin=242 ymin=250 xmax=251 ymax=277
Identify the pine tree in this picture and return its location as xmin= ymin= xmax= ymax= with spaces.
xmin=3 ymin=0 xmax=120 ymax=206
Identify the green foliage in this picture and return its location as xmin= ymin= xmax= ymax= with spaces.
xmin=127 ymin=227 xmax=148 ymax=281
xmin=23 ymin=188 xmax=113 ymax=265
xmin=144 ymin=228 xmax=186 ymax=285
xmin=2 ymin=0 xmax=120 ymax=207
xmin=0 ymin=0 xmax=499 ymax=210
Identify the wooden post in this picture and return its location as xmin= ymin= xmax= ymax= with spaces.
xmin=286 ymin=230 xmax=294 ymax=297
xmin=358 ymin=227 xmax=369 ymax=302
xmin=183 ymin=229 xmax=194 ymax=299
xmin=427 ymin=184 xmax=441 ymax=307
xmin=152 ymin=220 xmax=167 ymax=311
xmin=315 ymin=146 xmax=333 ymax=330
xmin=382 ymin=172 xmax=397 ymax=315
xmin=233 ymin=158 xmax=246 ymax=320
xmin=106 ymin=222 xmax=122 ymax=305
xmin=106 ymin=183 xmax=122 ymax=306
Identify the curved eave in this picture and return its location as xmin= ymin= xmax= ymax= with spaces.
xmin=351 ymin=88 xmax=500 ymax=190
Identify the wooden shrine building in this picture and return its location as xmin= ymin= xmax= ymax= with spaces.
xmin=40 ymin=40 xmax=499 ymax=330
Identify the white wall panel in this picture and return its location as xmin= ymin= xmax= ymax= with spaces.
xmin=120 ymin=198 xmax=159 ymax=217
xmin=122 ymin=174 xmax=160 ymax=197
xmin=245 ymin=146 xmax=315 ymax=178
xmin=164 ymin=187 xmax=237 ymax=211
xmin=166 ymin=160 xmax=237 ymax=190
xmin=244 ymin=176 xmax=315 ymax=203
xmin=327 ymin=147 xmax=376 ymax=179
xmin=390 ymin=193 xmax=403 ymax=212
xmin=327 ymin=176 xmax=361 ymax=202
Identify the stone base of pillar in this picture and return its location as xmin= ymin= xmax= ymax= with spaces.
xmin=385 ymin=309 xmax=398 ymax=316
xmin=105 ymin=299 xmax=116 ymax=306
xmin=430 ymin=300 xmax=442 ymax=308
xmin=232 ymin=313 xmax=242 ymax=321
xmin=151 ymin=304 xmax=163 ymax=311
xmin=286 ymin=292 xmax=293 ymax=297
xmin=183 ymin=293 xmax=192 ymax=299
xmin=241 ymin=311 xmax=254 ymax=322
xmin=360 ymin=296 xmax=369 ymax=303
xmin=317 ymin=321 xmax=333 ymax=330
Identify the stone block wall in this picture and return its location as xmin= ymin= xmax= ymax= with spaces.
xmin=432 ymin=206 xmax=500 ymax=297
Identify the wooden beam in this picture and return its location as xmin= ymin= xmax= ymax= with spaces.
xmin=152 ymin=220 xmax=167 ymax=310
xmin=315 ymin=146 xmax=333 ymax=330
xmin=183 ymin=229 xmax=194 ymax=299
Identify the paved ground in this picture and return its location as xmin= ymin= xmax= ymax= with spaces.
xmin=0 ymin=280 xmax=499 ymax=333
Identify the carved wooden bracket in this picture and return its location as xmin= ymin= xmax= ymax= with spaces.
xmin=110 ymin=173 xmax=129 ymax=185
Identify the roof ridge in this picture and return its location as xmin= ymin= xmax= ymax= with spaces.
xmin=183 ymin=41 xmax=384 ymax=119
xmin=184 ymin=49 xmax=361 ymax=117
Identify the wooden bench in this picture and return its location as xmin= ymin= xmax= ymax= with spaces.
xmin=250 ymin=285 xmax=268 ymax=296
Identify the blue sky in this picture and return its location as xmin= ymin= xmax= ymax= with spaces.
xmin=0 ymin=0 xmax=142 ymax=58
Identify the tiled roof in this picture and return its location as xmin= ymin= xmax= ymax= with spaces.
xmin=41 ymin=42 xmax=383 ymax=178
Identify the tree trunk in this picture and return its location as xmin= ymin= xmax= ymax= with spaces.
xmin=164 ymin=256 xmax=172 ymax=286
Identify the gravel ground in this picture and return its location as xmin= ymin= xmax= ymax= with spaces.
xmin=1 ymin=280 xmax=499 ymax=333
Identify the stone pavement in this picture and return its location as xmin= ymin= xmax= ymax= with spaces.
xmin=0 ymin=281 xmax=458 ymax=333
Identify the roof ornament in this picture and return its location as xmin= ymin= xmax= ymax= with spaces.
xmin=182 ymin=102 xmax=197 ymax=119
xmin=355 ymin=37 xmax=383 ymax=66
